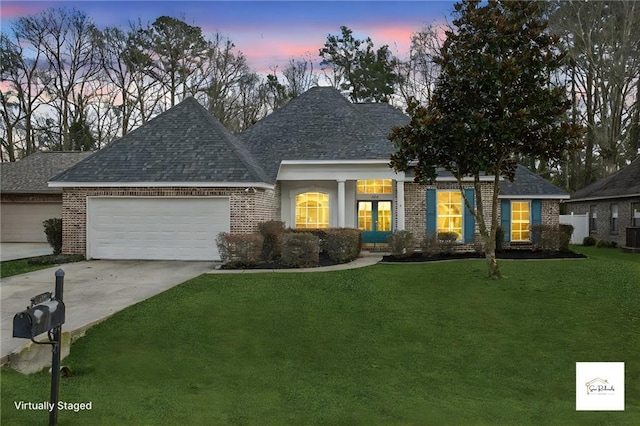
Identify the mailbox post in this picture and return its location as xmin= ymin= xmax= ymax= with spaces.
xmin=12 ymin=269 xmax=65 ymax=426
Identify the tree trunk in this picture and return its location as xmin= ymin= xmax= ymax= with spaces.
xmin=486 ymin=250 xmax=502 ymax=279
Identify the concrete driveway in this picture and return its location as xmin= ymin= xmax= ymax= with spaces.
xmin=1 ymin=260 xmax=211 ymax=364
xmin=1 ymin=243 xmax=53 ymax=261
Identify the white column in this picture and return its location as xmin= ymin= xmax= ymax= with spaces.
xmin=396 ymin=180 xmax=405 ymax=231
xmin=337 ymin=179 xmax=346 ymax=228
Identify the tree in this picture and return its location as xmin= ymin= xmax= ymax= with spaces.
xmin=389 ymin=0 xmax=582 ymax=279
xmin=548 ymin=1 xmax=640 ymax=187
xmin=136 ymin=16 xmax=209 ymax=108
xmin=395 ymin=24 xmax=444 ymax=108
xmin=319 ymin=26 xmax=397 ymax=102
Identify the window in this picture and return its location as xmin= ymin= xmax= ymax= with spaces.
xmin=437 ymin=191 xmax=463 ymax=241
xmin=610 ymin=204 xmax=618 ymax=234
xmin=511 ymin=201 xmax=530 ymax=242
xmin=357 ymin=179 xmax=392 ymax=194
xmin=589 ymin=205 xmax=598 ymax=232
xmin=633 ymin=203 xmax=640 ymax=227
xmin=295 ymin=192 xmax=329 ymax=229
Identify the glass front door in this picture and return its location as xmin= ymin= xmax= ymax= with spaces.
xmin=358 ymin=201 xmax=392 ymax=243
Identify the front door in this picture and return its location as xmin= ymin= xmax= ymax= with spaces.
xmin=358 ymin=201 xmax=392 ymax=243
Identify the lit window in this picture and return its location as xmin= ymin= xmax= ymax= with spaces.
xmin=511 ymin=201 xmax=530 ymax=241
xmin=437 ymin=191 xmax=462 ymax=241
xmin=357 ymin=179 xmax=392 ymax=194
xmin=295 ymin=192 xmax=329 ymax=229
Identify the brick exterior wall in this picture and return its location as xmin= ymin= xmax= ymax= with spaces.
xmin=404 ymin=181 xmax=494 ymax=243
xmin=564 ymin=197 xmax=640 ymax=247
xmin=403 ymin=182 xmax=562 ymax=247
xmin=62 ymin=187 xmax=277 ymax=255
xmin=1 ymin=193 xmax=61 ymax=203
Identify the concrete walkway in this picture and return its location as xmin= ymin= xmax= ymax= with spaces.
xmin=1 ymin=254 xmax=382 ymax=366
xmin=1 ymin=243 xmax=52 ymax=261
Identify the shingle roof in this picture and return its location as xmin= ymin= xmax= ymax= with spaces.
xmin=499 ymin=165 xmax=569 ymax=198
xmin=568 ymin=156 xmax=640 ymax=201
xmin=1 ymin=151 xmax=93 ymax=193
xmin=51 ymin=97 xmax=269 ymax=184
xmin=239 ymin=86 xmax=409 ymax=181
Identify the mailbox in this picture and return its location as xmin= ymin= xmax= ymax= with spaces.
xmin=13 ymin=299 xmax=65 ymax=339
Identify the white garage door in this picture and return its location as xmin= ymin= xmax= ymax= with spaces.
xmin=1 ymin=203 xmax=62 ymax=242
xmin=87 ymin=197 xmax=230 ymax=261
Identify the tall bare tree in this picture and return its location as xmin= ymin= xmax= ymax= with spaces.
xmin=549 ymin=0 xmax=640 ymax=187
xmin=35 ymin=8 xmax=102 ymax=151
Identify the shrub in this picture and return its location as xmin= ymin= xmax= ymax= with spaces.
xmin=215 ymin=233 xmax=263 ymax=266
xmin=281 ymin=232 xmax=319 ymax=268
xmin=495 ymin=226 xmax=505 ymax=252
xmin=323 ymin=228 xmax=362 ymax=263
xmin=595 ymin=239 xmax=615 ymax=248
xmin=42 ymin=218 xmax=63 ymax=255
xmin=583 ymin=235 xmax=596 ymax=246
xmin=387 ymin=230 xmax=415 ymax=258
xmin=421 ymin=234 xmax=440 ymax=257
xmin=531 ymin=225 xmax=565 ymax=252
xmin=559 ymin=224 xmax=574 ymax=252
xmin=437 ymin=232 xmax=458 ymax=254
xmin=258 ymin=220 xmax=285 ymax=261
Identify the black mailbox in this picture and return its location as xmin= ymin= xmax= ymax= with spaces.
xmin=13 ymin=299 xmax=65 ymax=339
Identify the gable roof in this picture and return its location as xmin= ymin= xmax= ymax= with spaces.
xmin=1 ymin=151 xmax=93 ymax=193
xmin=239 ymin=86 xmax=409 ymax=181
xmin=568 ymin=156 xmax=640 ymax=202
xmin=50 ymin=97 xmax=269 ymax=186
xmin=499 ymin=166 xmax=569 ymax=199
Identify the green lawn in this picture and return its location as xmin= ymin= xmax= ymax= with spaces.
xmin=0 ymin=259 xmax=53 ymax=278
xmin=1 ymin=246 xmax=639 ymax=425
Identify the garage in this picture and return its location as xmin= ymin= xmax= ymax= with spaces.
xmin=1 ymin=202 xmax=62 ymax=242
xmin=87 ymin=197 xmax=230 ymax=261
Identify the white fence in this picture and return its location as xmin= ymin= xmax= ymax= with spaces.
xmin=560 ymin=213 xmax=589 ymax=245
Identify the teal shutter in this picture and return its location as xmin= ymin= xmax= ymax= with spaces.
xmin=531 ymin=200 xmax=542 ymax=225
xmin=531 ymin=200 xmax=542 ymax=244
xmin=426 ymin=189 xmax=436 ymax=236
xmin=501 ymin=200 xmax=511 ymax=242
xmin=463 ymin=188 xmax=475 ymax=243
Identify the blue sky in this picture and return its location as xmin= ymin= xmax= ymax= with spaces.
xmin=1 ymin=1 xmax=456 ymax=72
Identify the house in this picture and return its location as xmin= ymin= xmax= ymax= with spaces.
xmin=49 ymin=87 xmax=568 ymax=261
xmin=564 ymin=156 xmax=640 ymax=247
xmin=0 ymin=151 xmax=92 ymax=242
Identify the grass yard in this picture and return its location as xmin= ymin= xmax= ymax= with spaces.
xmin=0 ymin=259 xmax=53 ymax=278
xmin=1 ymin=246 xmax=639 ymax=425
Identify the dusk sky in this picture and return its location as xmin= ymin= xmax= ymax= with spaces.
xmin=1 ymin=1 xmax=456 ymax=72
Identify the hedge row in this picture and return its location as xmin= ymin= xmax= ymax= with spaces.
xmin=216 ymin=222 xmax=362 ymax=268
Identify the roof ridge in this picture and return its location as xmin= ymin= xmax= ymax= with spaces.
xmin=189 ymin=97 xmax=270 ymax=183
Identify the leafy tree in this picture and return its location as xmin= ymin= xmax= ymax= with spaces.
xmin=319 ymin=26 xmax=396 ymax=102
xmin=389 ymin=0 xmax=582 ymax=279
xmin=68 ymin=118 xmax=95 ymax=151
xmin=137 ymin=16 xmax=209 ymax=108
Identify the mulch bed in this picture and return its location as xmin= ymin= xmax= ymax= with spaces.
xmin=219 ymin=252 xmax=339 ymax=270
xmin=381 ymin=249 xmax=586 ymax=263
xmin=220 ymin=249 xmax=587 ymax=269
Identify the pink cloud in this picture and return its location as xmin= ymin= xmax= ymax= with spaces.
xmin=0 ymin=3 xmax=47 ymax=19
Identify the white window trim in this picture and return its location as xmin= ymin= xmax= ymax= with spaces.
xmin=511 ymin=200 xmax=532 ymax=242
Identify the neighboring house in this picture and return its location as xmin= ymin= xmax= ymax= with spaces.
xmin=49 ymin=87 xmax=568 ymax=261
xmin=564 ymin=156 xmax=640 ymax=247
xmin=0 ymin=152 xmax=92 ymax=242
